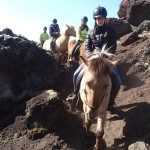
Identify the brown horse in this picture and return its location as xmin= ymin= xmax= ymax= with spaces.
xmin=43 ymin=25 xmax=76 ymax=63
xmin=79 ymin=48 xmax=117 ymax=150
xmin=68 ymin=39 xmax=86 ymax=64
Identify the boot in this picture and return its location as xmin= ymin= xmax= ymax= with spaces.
xmin=108 ymin=74 xmax=120 ymax=112
xmin=66 ymin=84 xmax=80 ymax=106
xmin=66 ymin=65 xmax=83 ymax=106
xmin=50 ymin=38 xmax=56 ymax=53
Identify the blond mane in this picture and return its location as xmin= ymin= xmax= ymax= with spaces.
xmin=85 ymin=52 xmax=114 ymax=85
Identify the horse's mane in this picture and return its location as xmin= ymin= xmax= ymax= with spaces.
xmin=86 ymin=46 xmax=115 ymax=84
xmin=88 ymin=54 xmax=108 ymax=78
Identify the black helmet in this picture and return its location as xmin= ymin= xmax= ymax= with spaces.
xmin=81 ymin=16 xmax=88 ymax=22
xmin=93 ymin=6 xmax=107 ymax=19
xmin=52 ymin=18 xmax=57 ymax=23
xmin=43 ymin=27 xmax=47 ymax=30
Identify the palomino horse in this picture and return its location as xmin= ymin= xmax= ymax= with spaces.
xmin=68 ymin=39 xmax=86 ymax=64
xmin=43 ymin=25 xmax=76 ymax=63
xmin=79 ymin=47 xmax=117 ymax=150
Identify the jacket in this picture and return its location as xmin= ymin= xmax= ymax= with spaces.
xmin=39 ymin=32 xmax=49 ymax=41
xmin=78 ymin=25 xmax=89 ymax=42
xmin=49 ymin=24 xmax=60 ymax=38
xmin=85 ymin=23 xmax=117 ymax=56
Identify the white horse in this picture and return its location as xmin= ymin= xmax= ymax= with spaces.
xmin=43 ymin=24 xmax=76 ymax=63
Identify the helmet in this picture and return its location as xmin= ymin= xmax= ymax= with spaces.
xmin=81 ymin=16 xmax=88 ymax=22
xmin=43 ymin=27 xmax=47 ymax=30
xmin=52 ymin=18 xmax=57 ymax=23
xmin=93 ymin=6 xmax=107 ymax=19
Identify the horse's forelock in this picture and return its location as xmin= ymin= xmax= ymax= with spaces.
xmin=88 ymin=54 xmax=110 ymax=77
xmin=86 ymin=57 xmax=105 ymax=85
xmin=101 ymin=44 xmax=115 ymax=59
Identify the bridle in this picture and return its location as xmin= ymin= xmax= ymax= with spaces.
xmin=84 ymin=53 xmax=108 ymax=111
xmin=83 ymin=83 xmax=108 ymax=112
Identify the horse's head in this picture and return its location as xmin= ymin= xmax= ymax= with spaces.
xmin=80 ymin=52 xmax=117 ymax=85
xmin=63 ymin=24 xmax=76 ymax=37
xmin=80 ymin=51 xmax=118 ymax=116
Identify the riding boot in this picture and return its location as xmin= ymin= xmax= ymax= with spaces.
xmin=50 ymin=37 xmax=55 ymax=52
xmin=108 ymin=73 xmax=121 ymax=111
xmin=66 ymin=72 xmax=83 ymax=104
xmin=66 ymin=64 xmax=83 ymax=108
xmin=41 ymin=40 xmax=44 ymax=47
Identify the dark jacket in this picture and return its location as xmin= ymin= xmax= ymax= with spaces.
xmin=85 ymin=23 xmax=117 ymax=56
xmin=49 ymin=24 xmax=60 ymax=38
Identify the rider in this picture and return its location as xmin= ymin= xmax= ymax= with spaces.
xmin=66 ymin=6 xmax=122 ymax=112
xmin=49 ymin=18 xmax=60 ymax=51
xmin=39 ymin=26 xmax=49 ymax=47
xmin=71 ymin=16 xmax=89 ymax=60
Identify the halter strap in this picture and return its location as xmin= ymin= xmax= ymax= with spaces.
xmin=83 ymin=84 xmax=108 ymax=111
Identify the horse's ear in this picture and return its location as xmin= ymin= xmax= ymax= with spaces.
xmin=108 ymin=59 xmax=121 ymax=71
xmin=112 ymin=59 xmax=120 ymax=66
xmin=80 ymin=56 xmax=88 ymax=66
xmin=66 ymin=24 xmax=70 ymax=28
xmin=103 ymin=58 xmax=116 ymax=71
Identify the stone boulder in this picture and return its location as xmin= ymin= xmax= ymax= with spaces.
xmin=120 ymin=31 xmax=139 ymax=46
xmin=25 ymin=90 xmax=65 ymax=139
xmin=1 ymin=28 xmax=14 ymax=35
xmin=106 ymin=18 xmax=132 ymax=39
xmin=128 ymin=141 xmax=149 ymax=150
xmin=0 ymin=28 xmax=60 ymax=101
xmin=118 ymin=0 xmax=150 ymax=26
xmin=137 ymin=20 xmax=150 ymax=34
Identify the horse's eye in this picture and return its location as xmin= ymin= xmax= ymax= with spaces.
xmin=86 ymin=81 xmax=92 ymax=86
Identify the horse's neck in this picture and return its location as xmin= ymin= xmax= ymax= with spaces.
xmin=57 ymin=34 xmax=70 ymax=45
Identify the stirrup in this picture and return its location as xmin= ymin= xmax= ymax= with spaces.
xmin=69 ymin=57 xmax=73 ymax=62
xmin=66 ymin=94 xmax=77 ymax=102
xmin=67 ymin=93 xmax=74 ymax=98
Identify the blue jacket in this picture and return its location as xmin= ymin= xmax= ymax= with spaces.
xmin=85 ymin=23 xmax=117 ymax=56
xmin=49 ymin=24 xmax=60 ymax=38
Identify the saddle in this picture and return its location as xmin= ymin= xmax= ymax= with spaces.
xmin=73 ymin=43 xmax=82 ymax=61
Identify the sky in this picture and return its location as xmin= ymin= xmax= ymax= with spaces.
xmin=0 ymin=0 xmax=121 ymax=42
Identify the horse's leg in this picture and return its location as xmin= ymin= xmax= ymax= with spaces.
xmin=83 ymin=104 xmax=92 ymax=134
xmin=67 ymin=52 xmax=70 ymax=63
xmin=56 ymin=51 xmax=61 ymax=64
xmin=94 ymin=112 xmax=106 ymax=150
xmin=84 ymin=113 xmax=92 ymax=133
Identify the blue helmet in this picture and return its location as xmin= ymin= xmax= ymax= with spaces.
xmin=93 ymin=6 xmax=107 ymax=19
xmin=81 ymin=16 xmax=88 ymax=22
xmin=52 ymin=18 xmax=57 ymax=23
